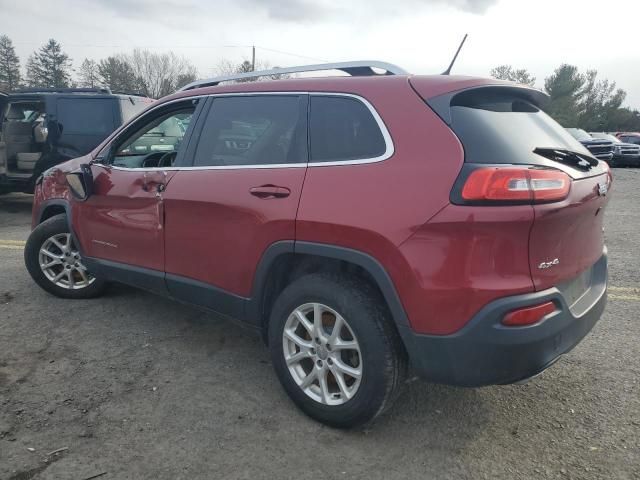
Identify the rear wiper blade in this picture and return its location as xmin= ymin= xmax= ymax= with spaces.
xmin=533 ymin=148 xmax=598 ymax=171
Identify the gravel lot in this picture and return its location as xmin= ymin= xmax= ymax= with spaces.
xmin=1 ymin=170 xmax=639 ymax=480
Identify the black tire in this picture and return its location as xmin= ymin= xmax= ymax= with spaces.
xmin=268 ymin=273 xmax=407 ymax=428
xmin=24 ymin=214 xmax=107 ymax=299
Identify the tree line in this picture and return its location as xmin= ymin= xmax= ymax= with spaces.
xmin=0 ymin=35 xmax=200 ymax=98
xmin=0 ymin=35 xmax=293 ymax=100
xmin=1 ymin=33 xmax=639 ymax=131
xmin=490 ymin=64 xmax=640 ymax=132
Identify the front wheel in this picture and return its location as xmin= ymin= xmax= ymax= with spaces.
xmin=268 ymin=273 xmax=407 ymax=428
xmin=24 ymin=214 xmax=107 ymax=299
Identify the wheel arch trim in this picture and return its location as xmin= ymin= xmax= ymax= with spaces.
xmin=34 ymin=199 xmax=85 ymax=257
xmin=249 ymin=240 xmax=410 ymax=329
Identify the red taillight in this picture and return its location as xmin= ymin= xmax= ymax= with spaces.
xmin=502 ymin=301 xmax=556 ymax=327
xmin=461 ymin=167 xmax=571 ymax=203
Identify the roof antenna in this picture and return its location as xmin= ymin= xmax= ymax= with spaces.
xmin=442 ymin=34 xmax=468 ymax=75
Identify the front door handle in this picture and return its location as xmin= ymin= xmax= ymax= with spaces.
xmin=142 ymin=171 xmax=167 ymax=193
xmin=249 ymin=185 xmax=291 ymax=199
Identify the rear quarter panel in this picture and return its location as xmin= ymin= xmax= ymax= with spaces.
xmin=296 ymin=78 xmax=465 ymax=332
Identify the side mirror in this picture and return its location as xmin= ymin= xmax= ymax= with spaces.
xmin=66 ymin=164 xmax=94 ymax=201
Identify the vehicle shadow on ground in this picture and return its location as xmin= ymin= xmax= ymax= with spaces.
xmin=100 ymin=284 xmax=505 ymax=442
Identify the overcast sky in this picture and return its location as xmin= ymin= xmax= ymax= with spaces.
xmin=1 ymin=0 xmax=639 ymax=108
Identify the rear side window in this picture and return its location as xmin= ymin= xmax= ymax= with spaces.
xmin=446 ymin=88 xmax=590 ymax=164
xmin=193 ymin=95 xmax=305 ymax=167
xmin=119 ymin=98 xmax=148 ymax=123
xmin=309 ymin=96 xmax=386 ymax=162
xmin=56 ymin=98 xmax=116 ymax=135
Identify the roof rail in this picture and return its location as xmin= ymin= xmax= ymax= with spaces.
xmin=178 ymin=60 xmax=409 ymax=92
xmin=13 ymin=87 xmax=113 ymax=94
xmin=111 ymin=90 xmax=148 ymax=98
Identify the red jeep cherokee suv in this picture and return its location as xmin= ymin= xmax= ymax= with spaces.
xmin=24 ymin=62 xmax=610 ymax=428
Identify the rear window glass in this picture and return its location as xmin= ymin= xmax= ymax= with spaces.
xmin=119 ymin=98 xmax=148 ymax=123
xmin=57 ymin=98 xmax=115 ymax=135
xmin=448 ymin=89 xmax=590 ymax=164
xmin=309 ymin=96 xmax=386 ymax=162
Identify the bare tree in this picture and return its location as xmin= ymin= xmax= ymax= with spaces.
xmin=490 ymin=65 xmax=536 ymax=86
xmin=126 ymin=49 xmax=198 ymax=98
xmin=77 ymin=58 xmax=100 ymax=88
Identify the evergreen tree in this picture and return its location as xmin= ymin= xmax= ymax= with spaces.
xmin=0 ymin=35 xmax=21 ymax=91
xmin=97 ymin=56 xmax=141 ymax=93
xmin=25 ymin=39 xmax=72 ymax=88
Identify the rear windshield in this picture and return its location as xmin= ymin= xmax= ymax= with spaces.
xmin=448 ymin=89 xmax=591 ymax=164
xmin=566 ymin=128 xmax=592 ymax=141
xmin=57 ymin=98 xmax=116 ymax=135
xmin=119 ymin=98 xmax=148 ymax=123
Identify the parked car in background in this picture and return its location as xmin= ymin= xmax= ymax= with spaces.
xmin=24 ymin=62 xmax=610 ymax=428
xmin=616 ymin=132 xmax=640 ymax=145
xmin=0 ymin=88 xmax=153 ymax=194
xmin=565 ymin=128 xmax=614 ymax=164
xmin=590 ymin=132 xmax=640 ymax=167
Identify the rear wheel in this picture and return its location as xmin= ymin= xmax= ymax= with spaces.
xmin=24 ymin=214 xmax=107 ymax=299
xmin=268 ymin=273 xmax=407 ymax=428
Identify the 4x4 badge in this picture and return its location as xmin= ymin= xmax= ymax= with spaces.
xmin=538 ymin=258 xmax=560 ymax=270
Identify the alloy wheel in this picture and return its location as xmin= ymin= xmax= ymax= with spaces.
xmin=282 ymin=302 xmax=362 ymax=406
xmin=38 ymin=233 xmax=94 ymax=290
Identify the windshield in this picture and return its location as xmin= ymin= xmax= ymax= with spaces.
xmin=590 ymin=132 xmax=621 ymax=143
xmin=565 ymin=128 xmax=593 ymax=141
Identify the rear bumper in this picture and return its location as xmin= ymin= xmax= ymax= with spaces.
xmin=399 ymin=250 xmax=608 ymax=387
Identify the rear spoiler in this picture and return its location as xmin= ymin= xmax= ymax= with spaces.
xmin=425 ymin=85 xmax=549 ymax=126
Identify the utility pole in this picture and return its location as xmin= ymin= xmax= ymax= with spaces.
xmin=251 ymin=45 xmax=256 ymax=72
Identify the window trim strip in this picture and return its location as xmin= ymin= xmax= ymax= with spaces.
xmin=106 ymin=91 xmax=394 ymax=172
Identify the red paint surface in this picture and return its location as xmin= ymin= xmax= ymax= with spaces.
xmin=31 ymin=74 xmax=609 ymax=337
xmin=163 ymin=167 xmax=306 ymax=296
xmin=72 ymin=165 xmax=175 ymax=271
xmin=529 ymin=173 xmax=609 ymax=291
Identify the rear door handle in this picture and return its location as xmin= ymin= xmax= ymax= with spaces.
xmin=249 ymin=185 xmax=291 ymax=199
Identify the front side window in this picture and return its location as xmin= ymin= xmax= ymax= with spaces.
xmin=309 ymin=96 xmax=386 ymax=163
xmin=109 ymin=102 xmax=196 ymax=168
xmin=193 ymin=95 xmax=305 ymax=167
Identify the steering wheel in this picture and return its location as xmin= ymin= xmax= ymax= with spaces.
xmin=140 ymin=152 xmax=167 ymax=168
xmin=158 ymin=151 xmax=177 ymax=168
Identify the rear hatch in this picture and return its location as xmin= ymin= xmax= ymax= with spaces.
xmin=411 ymin=80 xmax=610 ymax=292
